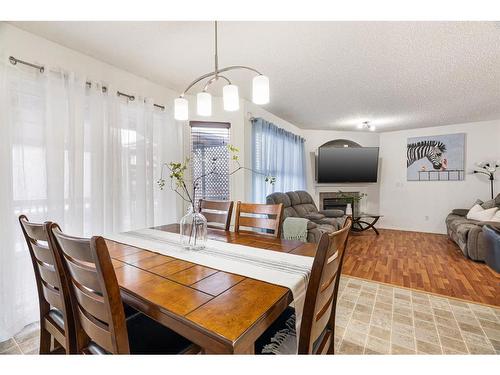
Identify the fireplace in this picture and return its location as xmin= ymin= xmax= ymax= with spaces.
xmin=319 ymin=192 xmax=360 ymax=217
xmin=323 ymin=198 xmax=353 ymax=212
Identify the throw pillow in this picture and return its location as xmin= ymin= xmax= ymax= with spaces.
xmin=466 ymin=204 xmax=498 ymax=221
xmin=474 ymin=199 xmax=484 ymax=206
xmin=490 ymin=210 xmax=500 ymax=223
xmin=481 ymin=199 xmax=496 ymax=209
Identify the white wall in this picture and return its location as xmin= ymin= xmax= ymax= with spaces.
xmin=379 ymin=120 xmax=500 ymax=233
xmin=0 ymin=23 xmax=175 ymax=102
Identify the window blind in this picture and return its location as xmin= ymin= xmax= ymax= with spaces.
xmin=190 ymin=122 xmax=231 ymax=203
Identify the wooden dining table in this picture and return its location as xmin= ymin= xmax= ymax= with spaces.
xmin=105 ymin=223 xmax=317 ymax=354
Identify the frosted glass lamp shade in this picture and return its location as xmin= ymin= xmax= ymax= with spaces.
xmin=174 ymin=97 xmax=189 ymax=121
xmin=223 ymin=84 xmax=239 ymax=111
xmin=252 ymin=75 xmax=269 ymax=104
xmin=197 ymin=92 xmax=212 ymax=116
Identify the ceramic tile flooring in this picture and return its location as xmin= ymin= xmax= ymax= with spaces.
xmin=1 ymin=276 xmax=499 ymax=355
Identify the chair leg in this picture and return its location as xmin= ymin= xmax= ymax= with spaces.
xmin=39 ymin=328 xmax=51 ymax=354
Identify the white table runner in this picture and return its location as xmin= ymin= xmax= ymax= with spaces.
xmin=105 ymin=228 xmax=317 ymax=351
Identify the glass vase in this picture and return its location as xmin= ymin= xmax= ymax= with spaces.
xmin=179 ymin=206 xmax=208 ymax=250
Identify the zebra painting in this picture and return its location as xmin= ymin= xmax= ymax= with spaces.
xmin=407 ymin=141 xmax=447 ymax=170
xmin=407 ymin=133 xmax=465 ymax=181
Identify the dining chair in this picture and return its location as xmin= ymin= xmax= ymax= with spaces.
xmin=329 ymin=216 xmax=352 ymax=342
xmin=18 ymin=215 xmax=76 ymax=354
xmin=199 ymin=199 xmax=234 ymax=231
xmin=234 ymin=201 xmax=283 ymax=238
xmin=48 ymin=224 xmax=200 ymax=354
xmin=255 ymin=218 xmax=352 ymax=354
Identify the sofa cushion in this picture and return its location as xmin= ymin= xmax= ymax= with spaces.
xmin=467 ymin=204 xmax=498 ymax=221
xmin=282 ymin=206 xmax=299 ymax=220
xmin=294 ymin=203 xmax=318 ymax=217
xmin=287 ymin=191 xmax=302 ymax=206
xmin=304 ymin=212 xmax=325 ymax=221
xmin=490 ymin=210 xmax=500 ymax=223
xmin=295 ymin=190 xmax=315 ymax=204
xmin=481 ymin=199 xmax=497 ymax=210
xmin=319 ymin=209 xmax=345 ymax=218
xmin=267 ymin=192 xmax=292 ymax=207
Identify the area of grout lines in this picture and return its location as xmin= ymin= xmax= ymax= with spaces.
xmin=2 ymin=276 xmax=499 ymax=355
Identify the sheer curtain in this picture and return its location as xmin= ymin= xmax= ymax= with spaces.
xmin=0 ymin=61 xmax=179 ymax=340
xmin=252 ymin=117 xmax=306 ymax=203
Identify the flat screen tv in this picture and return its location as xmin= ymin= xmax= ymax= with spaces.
xmin=317 ymin=147 xmax=379 ymax=183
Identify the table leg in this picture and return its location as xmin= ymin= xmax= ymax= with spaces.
xmin=351 ymin=217 xmax=380 ymax=235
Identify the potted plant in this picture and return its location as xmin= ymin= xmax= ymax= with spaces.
xmin=157 ymin=145 xmax=275 ymax=250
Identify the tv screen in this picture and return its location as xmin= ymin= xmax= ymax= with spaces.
xmin=317 ymin=147 xmax=379 ymax=183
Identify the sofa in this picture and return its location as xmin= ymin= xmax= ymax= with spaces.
xmin=445 ymin=194 xmax=500 ymax=261
xmin=266 ymin=190 xmax=347 ymax=243
xmin=483 ymin=225 xmax=500 ymax=273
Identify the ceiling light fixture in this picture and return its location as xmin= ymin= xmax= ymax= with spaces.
xmin=174 ymin=21 xmax=270 ymax=120
xmin=360 ymin=121 xmax=376 ymax=131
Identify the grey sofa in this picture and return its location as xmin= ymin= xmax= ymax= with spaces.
xmin=445 ymin=194 xmax=500 ymax=261
xmin=266 ymin=190 xmax=347 ymax=243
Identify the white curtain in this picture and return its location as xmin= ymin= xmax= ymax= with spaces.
xmin=252 ymin=117 xmax=306 ymax=203
xmin=0 ymin=61 xmax=180 ymax=341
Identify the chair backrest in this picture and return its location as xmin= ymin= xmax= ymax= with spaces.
xmin=298 ymin=218 xmax=352 ymax=354
xmin=199 ymin=199 xmax=234 ymax=231
xmin=234 ymin=201 xmax=283 ymax=238
xmin=18 ymin=215 xmax=75 ymax=352
xmin=49 ymin=225 xmax=129 ymax=354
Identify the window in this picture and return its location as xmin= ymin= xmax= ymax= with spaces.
xmin=252 ymin=117 xmax=306 ymax=202
xmin=190 ymin=121 xmax=231 ymax=203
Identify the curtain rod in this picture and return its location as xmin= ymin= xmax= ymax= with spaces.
xmin=9 ymin=56 xmax=165 ymax=111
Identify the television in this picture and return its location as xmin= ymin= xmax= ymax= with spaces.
xmin=317 ymin=147 xmax=379 ymax=183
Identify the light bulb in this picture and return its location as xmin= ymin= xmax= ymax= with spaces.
xmin=252 ymin=75 xmax=270 ymax=104
xmin=369 ymin=125 xmax=376 ymax=131
xmin=223 ymin=84 xmax=239 ymax=111
xmin=174 ymin=97 xmax=189 ymax=121
xmin=197 ymin=92 xmax=212 ymax=116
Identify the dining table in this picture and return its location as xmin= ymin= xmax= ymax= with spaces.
xmin=105 ymin=223 xmax=317 ymax=354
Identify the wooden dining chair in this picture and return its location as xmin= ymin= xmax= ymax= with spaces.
xmin=18 ymin=215 xmax=76 ymax=354
xmin=199 ymin=199 xmax=234 ymax=231
xmin=48 ymin=224 xmax=200 ymax=354
xmin=329 ymin=216 xmax=353 ymax=340
xmin=234 ymin=201 xmax=283 ymax=238
xmin=255 ymin=219 xmax=352 ymax=354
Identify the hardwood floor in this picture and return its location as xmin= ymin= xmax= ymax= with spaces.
xmin=343 ymin=229 xmax=500 ymax=306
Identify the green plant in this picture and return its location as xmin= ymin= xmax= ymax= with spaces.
xmin=157 ymin=144 xmax=276 ymax=208
xmin=337 ymin=190 xmax=367 ymax=202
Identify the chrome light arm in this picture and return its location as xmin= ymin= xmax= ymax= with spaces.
xmin=180 ymin=65 xmax=263 ymax=97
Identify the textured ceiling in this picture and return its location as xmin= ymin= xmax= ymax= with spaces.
xmin=9 ymin=21 xmax=500 ymax=132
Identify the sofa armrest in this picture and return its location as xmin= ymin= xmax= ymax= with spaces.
xmin=475 ymin=221 xmax=500 ymax=230
xmin=451 ymin=209 xmax=469 ymax=217
xmin=307 ymin=221 xmax=318 ymax=230
xmin=319 ymin=209 xmax=345 ymax=218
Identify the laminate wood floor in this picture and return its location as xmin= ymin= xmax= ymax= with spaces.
xmin=343 ymin=229 xmax=500 ymax=306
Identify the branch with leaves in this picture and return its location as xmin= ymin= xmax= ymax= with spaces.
xmin=157 ymin=144 xmax=276 ymax=208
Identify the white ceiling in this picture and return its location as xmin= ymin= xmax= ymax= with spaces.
xmin=9 ymin=21 xmax=500 ymax=132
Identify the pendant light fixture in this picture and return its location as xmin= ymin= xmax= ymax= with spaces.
xmin=174 ymin=21 xmax=270 ymax=120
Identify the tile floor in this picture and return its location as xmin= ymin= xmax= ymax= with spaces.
xmin=1 ymin=276 xmax=499 ymax=355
